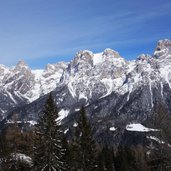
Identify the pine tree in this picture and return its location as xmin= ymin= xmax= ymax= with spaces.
xmin=60 ymin=135 xmax=71 ymax=171
xmin=70 ymin=106 xmax=98 ymax=171
xmin=0 ymin=113 xmax=33 ymax=171
xmin=4 ymin=113 xmax=24 ymax=170
xmin=97 ymin=146 xmax=115 ymax=171
xmin=33 ymin=93 xmax=66 ymax=171
xmin=147 ymin=103 xmax=171 ymax=170
xmin=114 ymin=145 xmax=137 ymax=171
xmin=0 ymin=133 xmax=11 ymax=170
xmin=133 ymin=145 xmax=148 ymax=171
xmin=69 ymin=128 xmax=82 ymax=171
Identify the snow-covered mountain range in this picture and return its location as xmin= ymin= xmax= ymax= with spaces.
xmin=0 ymin=61 xmax=67 ymax=118
xmin=1 ymin=39 xmax=171 ymax=130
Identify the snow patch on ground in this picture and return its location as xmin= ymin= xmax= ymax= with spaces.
xmin=6 ymin=120 xmax=37 ymax=126
xmin=64 ymin=129 xmax=69 ymax=134
xmin=126 ymin=123 xmax=159 ymax=132
xmin=6 ymin=120 xmax=22 ymax=124
xmin=109 ymin=127 xmax=116 ymax=131
xmin=12 ymin=153 xmax=32 ymax=166
xmin=58 ymin=109 xmax=69 ymax=121
xmin=73 ymin=122 xmax=78 ymax=127
xmin=27 ymin=120 xmax=37 ymax=126
xmin=147 ymin=136 xmax=165 ymax=144
xmin=147 ymin=136 xmax=171 ymax=147
xmin=79 ymin=93 xmax=88 ymax=101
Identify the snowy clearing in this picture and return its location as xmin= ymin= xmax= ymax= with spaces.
xmin=109 ymin=127 xmax=116 ymax=131
xmin=126 ymin=123 xmax=159 ymax=132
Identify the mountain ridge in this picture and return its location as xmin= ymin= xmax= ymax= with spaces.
xmin=0 ymin=39 xmax=171 ymax=127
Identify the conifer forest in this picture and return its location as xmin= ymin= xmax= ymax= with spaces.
xmin=0 ymin=94 xmax=171 ymax=171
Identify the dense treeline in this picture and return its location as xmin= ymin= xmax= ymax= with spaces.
xmin=0 ymin=95 xmax=171 ymax=171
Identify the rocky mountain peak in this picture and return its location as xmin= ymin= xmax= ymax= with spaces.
xmin=137 ymin=54 xmax=151 ymax=62
xmin=45 ymin=63 xmax=56 ymax=72
xmin=154 ymin=39 xmax=171 ymax=58
xmin=1 ymin=38 xmax=171 ymax=124
xmin=55 ymin=62 xmax=68 ymax=68
xmin=0 ymin=64 xmax=9 ymax=73
xmin=14 ymin=60 xmax=30 ymax=72
xmin=103 ymin=48 xmax=121 ymax=58
xmin=71 ymin=50 xmax=93 ymax=67
xmin=156 ymin=39 xmax=171 ymax=51
xmin=76 ymin=50 xmax=93 ymax=60
xmin=44 ymin=62 xmax=68 ymax=73
xmin=17 ymin=60 xmax=28 ymax=67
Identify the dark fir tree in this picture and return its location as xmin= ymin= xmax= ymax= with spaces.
xmin=0 ymin=133 xmax=11 ymax=170
xmin=0 ymin=113 xmax=33 ymax=171
xmin=147 ymin=103 xmax=171 ymax=170
xmin=97 ymin=146 xmax=115 ymax=171
xmin=60 ymin=135 xmax=71 ymax=171
xmin=114 ymin=145 xmax=137 ymax=171
xmin=69 ymin=127 xmax=82 ymax=171
xmin=33 ymin=93 xmax=66 ymax=171
xmin=70 ymin=106 xmax=98 ymax=171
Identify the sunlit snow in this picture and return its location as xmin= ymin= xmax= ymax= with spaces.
xmin=126 ymin=123 xmax=159 ymax=132
xmin=93 ymin=53 xmax=103 ymax=65
xmin=58 ymin=109 xmax=69 ymax=121
xmin=73 ymin=122 xmax=78 ymax=127
xmin=109 ymin=127 xmax=116 ymax=131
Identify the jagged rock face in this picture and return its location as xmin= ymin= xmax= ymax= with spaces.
xmin=103 ymin=48 xmax=121 ymax=59
xmin=37 ymin=62 xmax=68 ymax=95
xmin=0 ymin=61 xmax=67 ymax=118
xmin=6 ymin=61 xmax=34 ymax=95
xmin=1 ymin=39 xmax=171 ymax=129
xmin=154 ymin=39 xmax=171 ymax=58
xmin=156 ymin=39 xmax=171 ymax=50
xmin=62 ymin=49 xmax=126 ymax=102
xmin=71 ymin=50 xmax=94 ymax=68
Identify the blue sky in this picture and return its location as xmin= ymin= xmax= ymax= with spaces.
xmin=0 ymin=0 xmax=171 ymax=69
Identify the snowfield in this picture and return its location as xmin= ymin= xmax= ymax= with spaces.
xmin=126 ymin=123 xmax=159 ymax=132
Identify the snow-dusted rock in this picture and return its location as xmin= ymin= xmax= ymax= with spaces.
xmin=0 ymin=61 xmax=67 ymax=119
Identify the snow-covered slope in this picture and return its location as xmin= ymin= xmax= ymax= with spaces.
xmin=56 ymin=39 xmax=171 ymax=107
